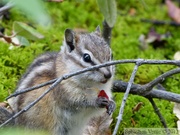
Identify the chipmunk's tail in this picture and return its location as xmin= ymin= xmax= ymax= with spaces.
xmin=0 ymin=104 xmax=15 ymax=126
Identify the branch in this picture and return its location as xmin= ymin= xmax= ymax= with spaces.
xmin=6 ymin=79 xmax=56 ymax=100
xmin=112 ymin=63 xmax=140 ymax=135
xmin=141 ymin=19 xmax=180 ymax=27
xmin=148 ymin=98 xmax=170 ymax=135
xmin=141 ymin=68 xmax=180 ymax=95
xmin=6 ymin=59 xmax=180 ymax=99
xmin=113 ymin=80 xmax=180 ymax=103
xmin=148 ymin=98 xmax=168 ymax=128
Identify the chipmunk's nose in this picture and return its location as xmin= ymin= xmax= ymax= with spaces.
xmin=104 ymin=72 xmax=112 ymax=79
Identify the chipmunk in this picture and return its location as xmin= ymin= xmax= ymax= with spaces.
xmin=6 ymin=26 xmax=115 ymax=135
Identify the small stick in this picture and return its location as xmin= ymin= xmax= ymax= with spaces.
xmin=148 ymin=98 xmax=170 ymax=135
xmin=113 ymin=81 xmax=180 ymax=103
xmin=6 ymin=79 xmax=56 ymax=100
xmin=112 ymin=61 xmax=140 ymax=135
xmin=141 ymin=68 xmax=180 ymax=95
xmin=141 ymin=19 xmax=180 ymax=27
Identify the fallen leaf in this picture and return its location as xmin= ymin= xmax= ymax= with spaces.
xmin=129 ymin=8 xmax=136 ymax=16
xmin=166 ymin=0 xmax=180 ymax=23
xmin=131 ymin=117 xmax=136 ymax=127
xmin=139 ymin=28 xmax=171 ymax=50
xmin=12 ymin=36 xmax=30 ymax=46
xmin=1 ymin=34 xmax=30 ymax=46
xmin=132 ymin=102 xmax=143 ymax=113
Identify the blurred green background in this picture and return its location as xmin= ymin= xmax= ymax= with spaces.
xmin=0 ymin=0 xmax=180 ymax=134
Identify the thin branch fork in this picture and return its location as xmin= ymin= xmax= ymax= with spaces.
xmin=142 ymin=68 xmax=180 ymax=95
xmin=113 ymin=67 xmax=180 ymax=102
xmin=113 ymin=81 xmax=180 ymax=103
xmin=112 ymin=63 xmax=140 ymax=135
xmin=113 ymin=67 xmax=180 ymax=135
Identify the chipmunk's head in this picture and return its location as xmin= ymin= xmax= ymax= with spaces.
xmin=60 ymin=26 xmax=115 ymax=86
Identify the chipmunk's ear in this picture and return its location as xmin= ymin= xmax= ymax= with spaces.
xmin=65 ymin=29 xmax=79 ymax=52
xmin=94 ymin=25 xmax=101 ymax=37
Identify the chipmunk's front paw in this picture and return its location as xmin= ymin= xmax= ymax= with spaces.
xmin=106 ymin=100 xmax=116 ymax=115
xmin=97 ymin=90 xmax=116 ymax=115
xmin=96 ymin=97 xmax=109 ymax=108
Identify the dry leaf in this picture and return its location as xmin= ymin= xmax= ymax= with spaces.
xmin=139 ymin=28 xmax=171 ymax=50
xmin=166 ymin=0 xmax=180 ymax=23
xmin=131 ymin=117 xmax=136 ymax=127
xmin=132 ymin=102 xmax=143 ymax=113
xmin=83 ymin=112 xmax=112 ymax=135
xmin=129 ymin=8 xmax=136 ymax=16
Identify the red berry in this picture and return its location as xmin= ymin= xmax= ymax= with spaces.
xmin=98 ymin=90 xmax=109 ymax=100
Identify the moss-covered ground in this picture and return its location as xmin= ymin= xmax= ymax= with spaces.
xmin=0 ymin=0 xmax=180 ymax=134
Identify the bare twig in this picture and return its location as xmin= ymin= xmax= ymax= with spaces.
xmin=113 ymin=80 xmax=180 ymax=103
xmin=112 ymin=62 xmax=140 ymax=135
xmin=141 ymin=19 xmax=180 ymax=27
xmin=148 ymin=98 xmax=170 ymax=135
xmin=140 ymin=68 xmax=180 ymax=95
xmin=6 ymin=79 xmax=56 ymax=100
xmin=6 ymin=59 xmax=180 ymax=99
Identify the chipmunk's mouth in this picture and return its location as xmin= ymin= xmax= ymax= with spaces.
xmin=100 ymin=79 xmax=108 ymax=84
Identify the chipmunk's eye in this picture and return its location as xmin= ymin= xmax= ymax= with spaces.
xmin=83 ymin=53 xmax=91 ymax=63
